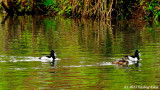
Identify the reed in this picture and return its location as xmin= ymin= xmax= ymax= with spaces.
xmin=1 ymin=0 xmax=160 ymax=20
xmin=71 ymin=0 xmax=113 ymax=18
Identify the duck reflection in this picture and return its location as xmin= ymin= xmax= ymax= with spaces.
xmin=50 ymin=59 xmax=55 ymax=66
xmin=134 ymin=61 xmax=141 ymax=67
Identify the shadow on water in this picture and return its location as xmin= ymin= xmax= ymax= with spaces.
xmin=0 ymin=15 xmax=160 ymax=89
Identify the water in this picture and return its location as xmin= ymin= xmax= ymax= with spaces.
xmin=0 ymin=15 xmax=160 ymax=89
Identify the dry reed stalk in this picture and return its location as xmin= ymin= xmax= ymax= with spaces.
xmin=70 ymin=0 xmax=113 ymax=18
xmin=107 ymin=0 xmax=113 ymax=19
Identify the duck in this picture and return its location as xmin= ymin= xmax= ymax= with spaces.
xmin=112 ymin=57 xmax=129 ymax=66
xmin=124 ymin=50 xmax=140 ymax=62
xmin=39 ymin=50 xmax=56 ymax=62
xmin=112 ymin=50 xmax=141 ymax=65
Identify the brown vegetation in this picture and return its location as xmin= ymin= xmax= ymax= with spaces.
xmin=0 ymin=0 xmax=160 ymax=20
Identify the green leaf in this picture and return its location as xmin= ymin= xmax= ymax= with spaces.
xmin=149 ymin=6 xmax=153 ymax=11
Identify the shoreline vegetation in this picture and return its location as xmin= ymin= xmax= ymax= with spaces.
xmin=0 ymin=0 xmax=160 ymax=21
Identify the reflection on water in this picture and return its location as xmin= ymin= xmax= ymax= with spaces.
xmin=0 ymin=14 xmax=160 ymax=89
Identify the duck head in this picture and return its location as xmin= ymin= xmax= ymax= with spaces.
xmin=50 ymin=50 xmax=56 ymax=59
xmin=135 ymin=50 xmax=140 ymax=60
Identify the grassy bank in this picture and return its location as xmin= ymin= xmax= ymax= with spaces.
xmin=0 ymin=0 xmax=160 ymax=20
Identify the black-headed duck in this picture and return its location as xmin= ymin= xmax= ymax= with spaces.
xmin=39 ymin=50 xmax=56 ymax=62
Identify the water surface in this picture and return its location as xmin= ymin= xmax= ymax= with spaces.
xmin=0 ymin=15 xmax=160 ymax=89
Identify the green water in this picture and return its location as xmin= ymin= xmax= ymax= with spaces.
xmin=0 ymin=15 xmax=160 ymax=90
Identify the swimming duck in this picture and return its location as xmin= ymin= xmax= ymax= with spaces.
xmin=39 ymin=50 xmax=56 ymax=62
xmin=112 ymin=58 xmax=129 ymax=65
xmin=112 ymin=50 xmax=140 ymax=65
xmin=124 ymin=50 xmax=140 ymax=62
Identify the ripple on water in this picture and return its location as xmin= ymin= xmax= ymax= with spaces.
xmin=0 ymin=55 xmax=61 ymax=63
